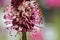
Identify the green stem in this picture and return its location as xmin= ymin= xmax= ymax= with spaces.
xmin=22 ymin=32 xmax=27 ymax=40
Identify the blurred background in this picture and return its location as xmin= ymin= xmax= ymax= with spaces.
xmin=0 ymin=0 xmax=60 ymax=40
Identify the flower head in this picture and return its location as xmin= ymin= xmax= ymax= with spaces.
xmin=4 ymin=0 xmax=43 ymax=34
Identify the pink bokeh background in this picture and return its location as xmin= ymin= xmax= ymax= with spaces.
xmin=0 ymin=0 xmax=3 ymax=7
xmin=46 ymin=0 xmax=60 ymax=8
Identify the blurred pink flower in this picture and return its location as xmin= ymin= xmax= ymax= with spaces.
xmin=0 ymin=0 xmax=3 ymax=7
xmin=30 ymin=30 xmax=43 ymax=40
xmin=46 ymin=0 xmax=60 ymax=8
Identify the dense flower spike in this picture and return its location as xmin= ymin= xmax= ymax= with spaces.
xmin=4 ymin=0 xmax=43 ymax=33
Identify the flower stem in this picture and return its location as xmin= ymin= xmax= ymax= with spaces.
xmin=22 ymin=32 xmax=27 ymax=40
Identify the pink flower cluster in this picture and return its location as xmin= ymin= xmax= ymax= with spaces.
xmin=4 ymin=1 xmax=43 ymax=33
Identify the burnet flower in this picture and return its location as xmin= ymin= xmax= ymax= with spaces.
xmin=4 ymin=0 xmax=43 ymax=35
